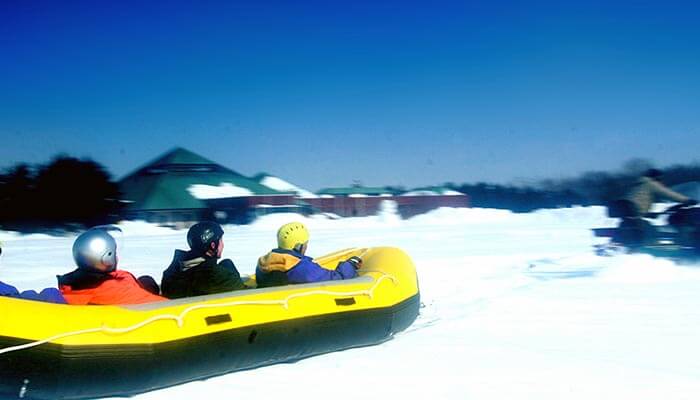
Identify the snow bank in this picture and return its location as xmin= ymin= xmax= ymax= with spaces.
xmin=406 ymin=205 xmax=612 ymax=228
xmin=3 ymin=205 xmax=700 ymax=400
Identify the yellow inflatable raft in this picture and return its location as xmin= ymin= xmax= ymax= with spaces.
xmin=0 ymin=247 xmax=420 ymax=400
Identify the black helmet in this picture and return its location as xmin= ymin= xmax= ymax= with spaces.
xmin=187 ymin=221 xmax=224 ymax=256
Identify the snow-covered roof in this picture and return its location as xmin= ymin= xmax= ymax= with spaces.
xmin=402 ymin=190 xmax=439 ymax=197
xmin=187 ymin=183 xmax=254 ymax=199
xmin=257 ymin=175 xmax=317 ymax=198
xmin=402 ymin=187 xmax=465 ymax=196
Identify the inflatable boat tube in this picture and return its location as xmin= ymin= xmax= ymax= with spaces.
xmin=0 ymin=247 xmax=420 ymax=400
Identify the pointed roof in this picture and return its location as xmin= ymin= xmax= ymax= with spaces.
xmin=121 ymin=147 xmax=243 ymax=182
xmin=119 ymin=148 xmax=284 ymax=211
xmin=150 ymin=147 xmax=235 ymax=168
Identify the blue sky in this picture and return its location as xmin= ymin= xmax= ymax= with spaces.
xmin=1 ymin=1 xmax=699 ymax=190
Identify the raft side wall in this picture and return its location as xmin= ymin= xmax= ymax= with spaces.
xmin=0 ymin=294 xmax=420 ymax=400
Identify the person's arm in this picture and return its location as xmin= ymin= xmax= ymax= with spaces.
xmin=287 ymin=257 xmax=357 ymax=284
xmin=333 ymin=260 xmax=358 ymax=279
xmin=20 ymin=288 xmax=67 ymax=304
xmin=649 ymin=180 xmax=690 ymax=203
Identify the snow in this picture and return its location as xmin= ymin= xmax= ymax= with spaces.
xmin=401 ymin=189 xmax=464 ymax=196
xmin=402 ymin=190 xmax=438 ymax=196
xmin=187 ymin=183 xmax=254 ymax=199
xmin=259 ymin=175 xmax=317 ymax=198
xmin=2 ymin=205 xmax=700 ymax=399
xmin=402 ymin=189 xmax=464 ymax=196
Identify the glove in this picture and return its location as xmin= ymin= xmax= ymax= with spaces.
xmin=346 ymin=256 xmax=363 ymax=269
xmin=684 ymin=199 xmax=698 ymax=206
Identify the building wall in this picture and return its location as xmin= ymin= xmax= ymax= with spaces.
xmin=205 ymin=195 xmax=299 ymax=224
xmin=123 ymin=208 xmax=211 ymax=227
xmin=303 ymin=195 xmax=469 ymax=218
xmin=124 ymin=195 xmax=468 ymax=225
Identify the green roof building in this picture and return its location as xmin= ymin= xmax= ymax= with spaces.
xmin=119 ymin=147 xmax=288 ymax=225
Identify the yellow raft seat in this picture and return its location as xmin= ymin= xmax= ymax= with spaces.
xmin=0 ymin=247 xmax=420 ymax=400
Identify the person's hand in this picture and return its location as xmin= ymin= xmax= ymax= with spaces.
xmin=346 ymin=256 xmax=363 ymax=269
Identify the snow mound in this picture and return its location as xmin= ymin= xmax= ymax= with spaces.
xmin=406 ymin=205 xmax=612 ymax=228
xmin=247 ymin=213 xmax=310 ymax=231
xmin=407 ymin=207 xmax=517 ymax=225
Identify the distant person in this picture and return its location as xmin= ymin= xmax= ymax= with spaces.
xmin=606 ymin=169 xmax=698 ymax=248
xmin=58 ymin=226 xmax=166 ymax=305
xmin=626 ymin=169 xmax=696 ymax=217
xmin=255 ymin=222 xmax=361 ymax=288
xmin=161 ymin=221 xmax=246 ymax=299
xmin=0 ymin=241 xmax=66 ymax=303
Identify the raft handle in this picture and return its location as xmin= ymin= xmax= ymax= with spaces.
xmin=334 ymin=297 xmax=356 ymax=306
xmin=205 ymin=313 xmax=232 ymax=326
xmin=248 ymin=330 xmax=258 ymax=344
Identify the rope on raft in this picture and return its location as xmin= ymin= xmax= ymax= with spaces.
xmin=0 ymin=273 xmax=398 ymax=355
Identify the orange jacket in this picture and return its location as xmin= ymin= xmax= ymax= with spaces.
xmin=59 ymin=269 xmax=166 ymax=305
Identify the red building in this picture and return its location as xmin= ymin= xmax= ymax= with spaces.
xmin=304 ymin=186 xmax=469 ymax=218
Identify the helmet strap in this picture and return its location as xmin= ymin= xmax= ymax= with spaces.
xmin=294 ymin=242 xmax=307 ymax=254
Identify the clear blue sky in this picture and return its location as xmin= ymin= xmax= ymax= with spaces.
xmin=1 ymin=0 xmax=699 ymax=190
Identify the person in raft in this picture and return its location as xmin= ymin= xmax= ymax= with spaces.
xmin=255 ymin=222 xmax=362 ymax=288
xmin=0 ymin=241 xmax=66 ymax=303
xmin=161 ymin=221 xmax=246 ymax=298
xmin=58 ymin=226 xmax=166 ymax=305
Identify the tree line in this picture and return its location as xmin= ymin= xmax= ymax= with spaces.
xmin=1 ymin=155 xmax=699 ymax=231
xmin=446 ymin=159 xmax=700 ymax=212
xmin=0 ymin=156 xmax=123 ymax=232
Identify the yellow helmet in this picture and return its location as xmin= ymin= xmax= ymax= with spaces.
xmin=277 ymin=222 xmax=310 ymax=251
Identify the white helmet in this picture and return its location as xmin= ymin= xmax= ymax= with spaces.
xmin=72 ymin=226 xmax=122 ymax=272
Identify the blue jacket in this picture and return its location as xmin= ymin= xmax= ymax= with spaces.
xmin=255 ymin=248 xmax=357 ymax=288
xmin=0 ymin=280 xmax=67 ymax=303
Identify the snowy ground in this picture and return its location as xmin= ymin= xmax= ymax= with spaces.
xmin=2 ymin=206 xmax=700 ymax=400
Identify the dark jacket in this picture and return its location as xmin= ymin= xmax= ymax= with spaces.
xmin=255 ymin=248 xmax=357 ymax=288
xmin=57 ymin=268 xmax=165 ymax=305
xmin=161 ymin=250 xmax=246 ymax=299
xmin=0 ymin=281 xmax=66 ymax=304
